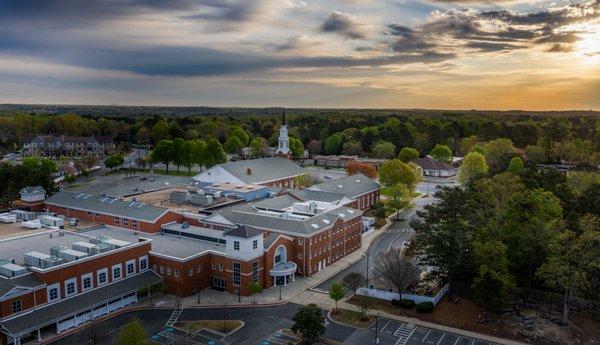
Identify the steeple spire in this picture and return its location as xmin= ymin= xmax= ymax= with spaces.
xmin=282 ymin=107 xmax=286 ymax=126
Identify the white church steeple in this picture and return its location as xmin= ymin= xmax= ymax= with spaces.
xmin=277 ymin=108 xmax=290 ymax=156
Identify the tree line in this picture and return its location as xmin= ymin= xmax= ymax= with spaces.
xmin=0 ymin=157 xmax=58 ymax=207
xmin=1 ymin=111 xmax=598 ymax=165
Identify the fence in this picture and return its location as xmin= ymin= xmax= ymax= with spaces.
xmin=356 ymin=283 xmax=449 ymax=306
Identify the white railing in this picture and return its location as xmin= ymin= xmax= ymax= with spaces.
xmin=356 ymin=283 xmax=449 ymax=306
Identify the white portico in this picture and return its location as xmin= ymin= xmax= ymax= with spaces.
xmin=270 ymin=245 xmax=297 ymax=286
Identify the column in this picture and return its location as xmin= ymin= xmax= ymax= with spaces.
xmin=37 ymin=329 xmax=42 ymax=342
xmin=273 ymin=277 xmax=276 ymax=287
xmin=284 ymin=275 xmax=287 ymax=287
xmin=292 ymin=273 xmax=295 ymax=282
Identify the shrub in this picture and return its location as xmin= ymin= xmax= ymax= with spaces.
xmin=416 ymin=302 xmax=435 ymax=313
xmin=391 ymin=299 xmax=415 ymax=309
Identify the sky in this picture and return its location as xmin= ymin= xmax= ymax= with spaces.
xmin=0 ymin=0 xmax=598 ymax=110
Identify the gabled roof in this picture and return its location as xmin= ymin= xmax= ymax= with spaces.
xmin=193 ymin=157 xmax=304 ymax=185
xmin=308 ymin=173 xmax=380 ymax=199
xmin=45 ymin=191 xmax=171 ymax=222
xmin=411 ymin=156 xmax=454 ymax=171
xmin=0 ymin=274 xmax=44 ymax=299
xmin=20 ymin=186 xmax=46 ymax=195
xmin=288 ymin=189 xmax=346 ymax=203
xmin=225 ymin=225 xmax=262 ymax=238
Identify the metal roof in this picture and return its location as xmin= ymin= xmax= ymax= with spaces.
xmin=1 ymin=271 xmax=161 ymax=335
xmin=308 ymin=173 xmax=380 ymax=199
xmin=194 ymin=157 xmax=305 ymax=185
xmin=45 ymin=191 xmax=171 ymax=222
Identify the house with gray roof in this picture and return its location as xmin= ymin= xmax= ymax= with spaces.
xmin=192 ymin=157 xmax=305 ymax=188
xmin=412 ymin=156 xmax=457 ymax=177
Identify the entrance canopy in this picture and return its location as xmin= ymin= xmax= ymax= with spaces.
xmin=270 ymin=261 xmax=297 ymax=277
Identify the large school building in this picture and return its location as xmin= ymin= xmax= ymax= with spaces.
xmin=1 ymin=157 xmax=380 ymax=344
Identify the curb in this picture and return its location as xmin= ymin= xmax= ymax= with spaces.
xmin=327 ymin=309 xmax=374 ymax=330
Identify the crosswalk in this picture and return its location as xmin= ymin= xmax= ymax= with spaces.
xmin=393 ymin=323 xmax=416 ymax=345
xmin=165 ymin=308 xmax=183 ymax=327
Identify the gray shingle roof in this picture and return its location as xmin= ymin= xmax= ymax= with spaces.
xmin=0 ymin=274 xmax=44 ymax=298
xmin=216 ymin=200 xmax=361 ymax=236
xmin=225 ymin=225 xmax=262 ymax=238
xmin=19 ymin=186 xmax=45 ymax=195
xmin=45 ymin=191 xmax=171 ymax=222
xmin=412 ymin=156 xmax=454 ymax=171
xmin=308 ymin=173 xmax=380 ymax=199
xmin=288 ymin=189 xmax=346 ymax=203
xmin=196 ymin=157 xmax=305 ymax=185
xmin=1 ymin=271 xmax=162 ymax=335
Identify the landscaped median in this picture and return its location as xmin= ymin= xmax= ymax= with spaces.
xmin=328 ymin=308 xmax=375 ymax=329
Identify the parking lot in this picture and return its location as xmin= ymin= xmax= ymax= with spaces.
xmin=374 ymin=318 xmax=497 ymax=345
xmin=149 ymin=327 xmax=226 ymax=345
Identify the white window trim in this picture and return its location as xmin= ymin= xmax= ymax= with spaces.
xmin=126 ymin=259 xmax=136 ymax=277
xmin=64 ymin=277 xmax=78 ymax=297
xmin=139 ymin=255 xmax=149 ymax=272
xmin=97 ymin=268 xmax=108 ymax=286
xmin=81 ymin=272 xmax=93 ymax=292
xmin=47 ymin=283 xmax=61 ymax=303
xmin=112 ymin=263 xmax=123 ymax=281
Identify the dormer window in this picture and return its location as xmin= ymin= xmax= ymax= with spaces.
xmin=253 ymin=239 xmax=258 ymax=250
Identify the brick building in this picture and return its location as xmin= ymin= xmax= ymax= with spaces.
xmin=0 ymin=230 xmax=160 ymax=344
xmin=22 ymin=135 xmax=115 ymax=158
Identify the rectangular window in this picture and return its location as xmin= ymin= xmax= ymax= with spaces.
xmin=232 ymin=262 xmax=241 ymax=286
xmin=197 ymin=265 xmax=202 ymax=273
xmin=122 ymin=218 xmax=129 ymax=226
xmin=298 ymin=252 xmax=303 ymax=259
xmin=12 ymin=300 xmax=22 ymax=314
xmin=234 ymin=241 xmax=240 ymax=250
xmin=252 ymin=240 xmax=258 ymax=250
xmin=167 ymin=267 xmax=172 ymax=276
xmin=98 ymin=268 xmax=108 ymax=285
xmin=139 ymin=256 xmax=148 ymax=271
xmin=160 ymin=266 xmax=165 ymax=274
xmin=188 ymin=268 xmax=193 ymax=277
xmin=298 ymin=238 xmax=303 ymax=245
xmin=65 ymin=280 xmax=76 ymax=296
xmin=48 ymin=283 xmax=60 ymax=302
xmin=252 ymin=261 xmax=259 ymax=283
xmin=81 ymin=273 xmax=93 ymax=291
xmin=126 ymin=261 xmax=135 ymax=276
xmin=112 ymin=264 xmax=122 ymax=280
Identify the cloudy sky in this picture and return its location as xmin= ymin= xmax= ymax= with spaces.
xmin=0 ymin=0 xmax=598 ymax=110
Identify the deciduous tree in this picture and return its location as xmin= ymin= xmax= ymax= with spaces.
xmin=378 ymin=159 xmax=419 ymax=190
xmin=459 ymin=152 xmax=488 ymax=183
xmin=204 ymin=139 xmax=227 ymax=168
xmin=398 ymin=147 xmax=419 ymax=162
xmin=151 ymin=140 xmax=174 ymax=173
xmin=375 ymin=248 xmax=421 ymax=300
xmin=329 ymin=282 xmax=345 ymax=312
xmin=346 ymin=161 xmax=377 ymax=178
xmin=117 ymin=318 xmax=149 ymax=345
xmin=342 ymin=272 xmax=365 ymax=295
xmin=429 ymin=144 xmax=452 ymax=164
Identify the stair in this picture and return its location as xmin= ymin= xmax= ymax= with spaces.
xmin=165 ymin=308 xmax=183 ymax=327
xmin=394 ymin=323 xmax=415 ymax=345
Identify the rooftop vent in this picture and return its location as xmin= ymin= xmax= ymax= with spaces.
xmin=311 ymin=224 xmax=319 ymax=229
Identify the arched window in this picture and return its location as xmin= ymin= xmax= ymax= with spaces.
xmin=274 ymin=245 xmax=287 ymax=264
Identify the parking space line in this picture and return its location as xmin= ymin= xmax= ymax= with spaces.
xmin=437 ymin=333 xmax=445 ymax=345
xmin=422 ymin=329 xmax=432 ymax=343
xmin=453 ymin=336 xmax=460 ymax=345
xmin=380 ymin=320 xmax=392 ymax=332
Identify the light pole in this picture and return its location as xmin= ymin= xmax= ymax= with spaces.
xmin=279 ymin=283 xmax=282 ymax=301
xmin=365 ymin=252 xmax=369 ymax=288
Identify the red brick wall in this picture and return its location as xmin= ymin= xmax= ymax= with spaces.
xmin=46 ymin=204 xmax=182 ymax=233
xmin=33 ymin=242 xmax=151 ymax=302
xmin=0 ymin=289 xmax=44 ymax=318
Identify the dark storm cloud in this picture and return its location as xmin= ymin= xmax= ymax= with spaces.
xmin=546 ymin=44 xmax=575 ymax=53
xmin=387 ymin=24 xmax=435 ymax=53
xmin=320 ymin=12 xmax=367 ymax=39
xmin=466 ymin=41 xmax=526 ymax=52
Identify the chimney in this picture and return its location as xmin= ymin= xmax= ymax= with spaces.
xmin=247 ymin=168 xmax=252 ymax=175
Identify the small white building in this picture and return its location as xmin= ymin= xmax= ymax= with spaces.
xmin=412 ymin=156 xmax=457 ymax=178
xmin=19 ymin=186 xmax=46 ymax=203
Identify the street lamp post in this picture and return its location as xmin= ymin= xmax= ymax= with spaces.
xmin=279 ymin=283 xmax=282 ymax=301
xmin=374 ymin=314 xmax=380 ymax=345
xmin=365 ymin=252 xmax=369 ymax=288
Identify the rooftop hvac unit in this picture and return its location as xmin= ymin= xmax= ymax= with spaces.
xmin=98 ymin=237 xmax=130 ymax=250
xmin=190 ymin=194 xmax=213 ymax=206
xmin=181 ymin=221 xmax=190 ymax=229
xmin=11 ymin=210 xmax=37 ymax=221
xmin=24 ymin=251 xmax=63 ymax=269
xmin=0 ymin=213 xmax=17 ymax=223
xmin=50 ymin=245 xmax=68 ymax=258
xmin=170 ymin=191 xmax=188 ymax=204
xmin=0 ymin=262 xmax=28 ymax=278
xmin=57 ymin=249 xmax=89 ymax=262
xmin=40 ymin=215 xmax=65 ymax=228
xmin=72 ymin=241 xmax=106 ymax=255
